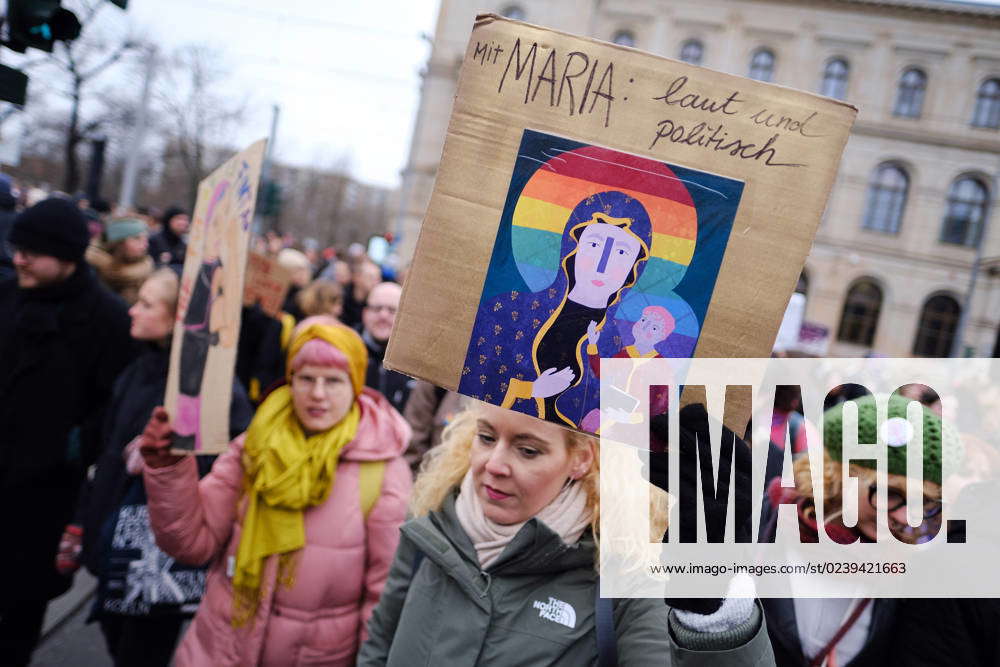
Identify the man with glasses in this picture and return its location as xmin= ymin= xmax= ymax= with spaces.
xmin=360 ymin=281 xmax=412 ymax=413
xmin=0 ymin=198 xmax=136 ymax=665
xmin=757 ymin=392 xmax=955 ymax=667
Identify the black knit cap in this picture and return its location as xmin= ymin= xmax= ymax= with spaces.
xmin=161 ymin=205 xmax=187 ymax=227
xmin=8 ymin=198 xmax=90 ymax=262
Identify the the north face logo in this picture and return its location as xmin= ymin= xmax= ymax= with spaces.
xmin=532 ymin=597 xmax=576 ymax=629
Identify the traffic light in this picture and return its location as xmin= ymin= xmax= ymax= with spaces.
xmin=0 ymin=65 xmax=27 ymax=105
xmin=258 ymin=180 xmax=283 ymax=217
xmin=4 ymin=0 xmax=82 ymax=53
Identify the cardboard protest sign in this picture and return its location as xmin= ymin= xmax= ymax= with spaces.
xmin=166 ymin=139 xmax=266 ymax=454
xmin=385 ymin=14 xmax=856 ymax=435
xmin=243 ymin=251 xmax=291 ymax=318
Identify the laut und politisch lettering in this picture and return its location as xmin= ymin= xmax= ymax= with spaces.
xmin=648 ymin=75 xmax=811 ymax=167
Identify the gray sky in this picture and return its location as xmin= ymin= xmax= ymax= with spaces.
xmin=100 ymin=0 xmax=441 ymax=189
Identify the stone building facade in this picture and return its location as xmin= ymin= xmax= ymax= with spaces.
xmin=396 ymin=0 xmax=1000 ymax=357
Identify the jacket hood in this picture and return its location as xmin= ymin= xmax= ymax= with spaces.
xmin=342 ymin=386 xmax=411 ymax=461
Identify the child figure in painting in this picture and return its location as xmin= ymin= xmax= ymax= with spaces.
xmin=173 ymin=183 xmax=239 ymax=451
xmin=587 ymin=304 xmax=674 ymax=370
xmin=459 ymin=191 xmax=652 ymax=429
xmin=579 ymin=306 xmax=675 ymax=435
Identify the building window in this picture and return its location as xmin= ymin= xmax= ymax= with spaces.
xmin=972 ymin=78 xmax=1000 ymax=129
xmin=861 ymin=163 xmax=909 ymax=234
xmin=940 ymin=177 xmax=989 ymax=247
xmin=820 ymin=58 xmax=849 ymax=100
xmin=679 ymin=39 xmax=704 ymax=65
xmin=837 ymin=280 xmax=882 ymax=346
xmin=748 ymin=48 xmax=775 ymax=82
xmin=612 ymin=30 xmax=636 ymax=47
xmin=500 ymin=5 xmax=525 ymax=20
xmin=893 ymin=67 xmax=927 ymax=118
xmin=912 ymin=294 xmax=961 ymax=357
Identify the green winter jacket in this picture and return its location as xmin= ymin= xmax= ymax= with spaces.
xmin=358 ymin=493 xmax=776 ymax=666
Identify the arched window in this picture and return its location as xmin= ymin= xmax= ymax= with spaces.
xmin=894 ymin=67 xmax=927 ymax=118
xmin=972 ymin=78 xmax=1000 ymax=129
xmin=820 ymin=58 xmax=849 ymax=100
xmin=912 ymin=294 xmax=961 ymax=357
xmin=940 ymin=177 xmax=989 ymax=246
xmin=500 ymin=5 xmax=525 ymax=20
xmin=679 ymin=39 xmax=704 ymax=65
xmin=748 ymin=48 xmax=775 ymax=82
xmin=612 ymin=30 xmax=636 ymax=47
xmin=837 ymin=280 xmax=882 ymax=346
xmin=861 ymin=163 xmax=909 ymax=234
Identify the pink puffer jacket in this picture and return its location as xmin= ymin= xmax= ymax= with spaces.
xmin=144 ymin=388 xmax=412 ymax=666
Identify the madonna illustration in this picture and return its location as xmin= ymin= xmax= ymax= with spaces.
xmin=458 ymin=130 xmax=744 ymax=432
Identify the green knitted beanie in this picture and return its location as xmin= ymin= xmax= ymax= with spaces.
xmin=823 ymin=393 xmax=960 ymax=486
xmin=106 ymin=217 xmax=148 ymax=244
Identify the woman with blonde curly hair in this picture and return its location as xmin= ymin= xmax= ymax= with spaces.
xmin=359 ymin=402 xmax=776 ymax=666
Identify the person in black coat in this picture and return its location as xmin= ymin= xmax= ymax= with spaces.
xmin=890 ymin=598 xmax=1000 ymax=667
xmin=647 ymin=401 xmax=896 ymax=667
xmin=360 ymin=281 xmax=412 ymax=413
xmin=0 ymin=174 xmax=18 ymax=281
xmin=341 ymin=259 xmax=382 ymax=329
xmin=75 ymin=268 xmax=252 ymax=666
xmin=236 ymin=302 xmax=285 ymax=404
xmin=888 ymin=481 xmax=1000 ymax=667
xmin=147 ymin=206 xmax=189 ymax=266
xmin=0 ymin=198 xmax=137 ymax=666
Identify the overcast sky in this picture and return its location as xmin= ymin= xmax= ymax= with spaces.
xmin=92 ymin=0 xmax=441 ymax=189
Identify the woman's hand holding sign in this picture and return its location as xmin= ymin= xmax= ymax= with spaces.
xmin=139 ymin=406 xmax=184 ymax=469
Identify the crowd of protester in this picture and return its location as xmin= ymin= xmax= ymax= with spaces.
xmin=0 ymin=180 xmax=995 ymax=667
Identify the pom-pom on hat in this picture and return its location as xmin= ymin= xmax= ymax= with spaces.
xmin=823 ymin=393 xmax=961 ymax=486
xmin=8 ymin=198 xmax=90 ymax=262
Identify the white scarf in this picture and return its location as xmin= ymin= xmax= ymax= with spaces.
xmin=454 ymin=469 xmax=592 ymax=570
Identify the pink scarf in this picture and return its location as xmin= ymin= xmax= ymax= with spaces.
xmin=454 ymin=469 xmax=591 ymax=569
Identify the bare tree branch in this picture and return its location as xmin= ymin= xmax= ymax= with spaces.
xmin=153 ymin=45 xmax=247 ymax=204
xmin=79 ymin=0 xmax=105 ymax=27
xmin=80 ymin=38 xmax=136 ymax=80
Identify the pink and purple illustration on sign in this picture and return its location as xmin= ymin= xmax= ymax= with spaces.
xmin=458 ymin=128 xmax=744 ymax=432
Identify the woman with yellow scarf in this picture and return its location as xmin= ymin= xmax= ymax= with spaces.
xmin=139 ymin=316 xmax=412 ymax=666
